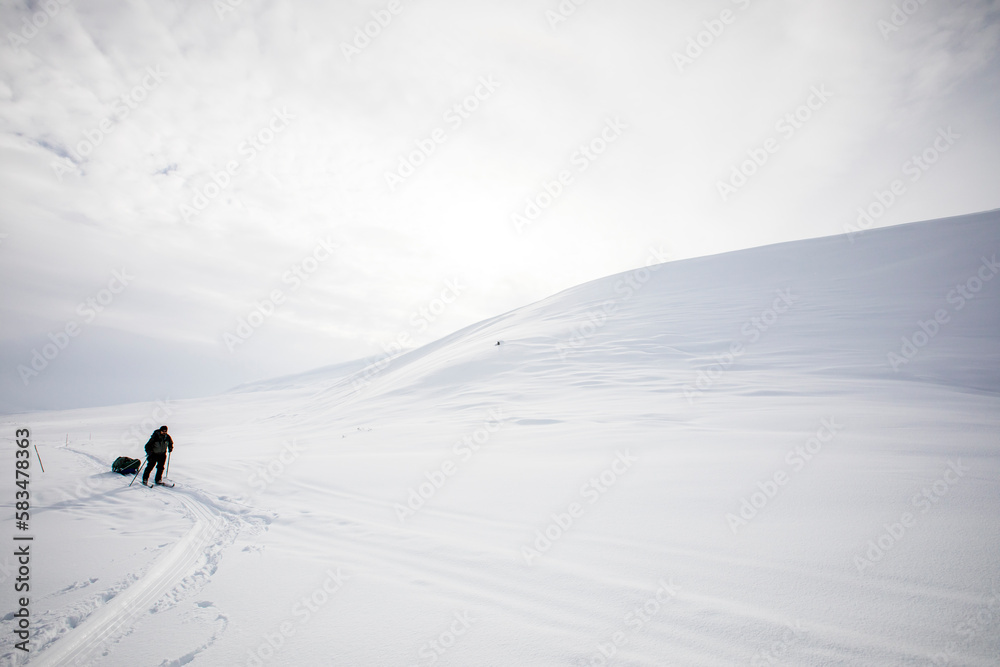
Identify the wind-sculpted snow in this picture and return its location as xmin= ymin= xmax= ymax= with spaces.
xmin=1 ymin=211 xmax=998 ymax=665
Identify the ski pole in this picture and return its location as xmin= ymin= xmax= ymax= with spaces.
xmin=165 ymin=450 xmax=171 ymax=478
xmin=129 ymin=457 xmax=147 ymax=487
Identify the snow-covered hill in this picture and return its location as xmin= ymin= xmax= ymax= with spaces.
xmin=3 ymin=211 xmax=999 ymax=666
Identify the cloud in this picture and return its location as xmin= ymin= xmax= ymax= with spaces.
xmin=1 ymin=0 xmax=998 ymax=410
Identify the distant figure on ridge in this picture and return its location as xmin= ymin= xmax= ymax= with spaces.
xmin=142 ymin=425 xmax=173 ymax=486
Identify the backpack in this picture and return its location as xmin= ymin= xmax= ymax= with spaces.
xmin=112 ymin=456 xmax=142 ymax=475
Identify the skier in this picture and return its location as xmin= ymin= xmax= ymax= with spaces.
xmin=142 ymin=425 xmax=173 ymax=486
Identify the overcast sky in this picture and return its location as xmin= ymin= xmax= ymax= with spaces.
xmin=1 ymin=0 xmax=998 ymax=412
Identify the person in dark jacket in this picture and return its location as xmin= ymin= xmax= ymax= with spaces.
xmin=142 ymin=425 xmax=174 ymax=485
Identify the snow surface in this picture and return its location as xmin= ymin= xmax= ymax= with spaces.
xmin=3 ymin=211 xmax=1000 ymax=666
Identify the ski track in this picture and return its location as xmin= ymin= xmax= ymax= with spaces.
xmin=28 ymin=483 xmax=244 ymax=667
xmin=270 ymin=482 xmax=971 ymax=665
xmin=293 ymin=479 xmax=976 ymax=606
xmin=5 ymin=214 xmax=998 ymax=665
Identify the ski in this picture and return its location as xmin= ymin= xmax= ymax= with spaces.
xmin=142 ymin=480 xmax=175 ymax=488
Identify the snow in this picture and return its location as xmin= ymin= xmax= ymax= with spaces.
xmin=3 ymin=211 xmax=1000 ymax=666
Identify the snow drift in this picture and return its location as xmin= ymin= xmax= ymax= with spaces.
xmin=2 ymin=210 xmax=999 ymax=666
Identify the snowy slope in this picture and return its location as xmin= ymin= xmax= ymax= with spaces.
xmin=2 ymin=211 xmax=1000 ymax=666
